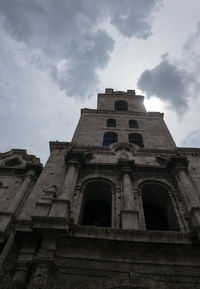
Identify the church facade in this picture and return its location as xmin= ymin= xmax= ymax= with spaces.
xmin=0 ymin=89 xmax=200 ymax=288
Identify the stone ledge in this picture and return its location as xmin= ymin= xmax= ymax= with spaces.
xmin=71 ymin=225 xmax=193 ymax=245
xmin=14 ymin=220 xmax=194 ymax=245
xmin=32 ymin=215 xmax=71 ymax=232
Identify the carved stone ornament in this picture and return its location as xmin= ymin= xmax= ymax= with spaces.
xmin=30 ymin=264 xmax=49 ymax=289
xmin=113 ymin=142 xmax=138 ymax=152
xmin=12 ymin=263 xmax=29 ymax=289
xmin=65 ymin=149 xmax=93 ymax=167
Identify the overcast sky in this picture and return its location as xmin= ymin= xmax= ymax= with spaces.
xmin=1 ymin=0 xmax=200 ymax=164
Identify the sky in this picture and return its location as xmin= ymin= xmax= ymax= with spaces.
xmin=1 ymin=0 xmax=200 ymax=164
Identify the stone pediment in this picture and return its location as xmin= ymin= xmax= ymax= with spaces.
xmin=0 ymin=149 xmax=41 ymax=169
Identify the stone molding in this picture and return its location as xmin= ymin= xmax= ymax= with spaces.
xmin=70 ymin=224 xmax=192 ymax=245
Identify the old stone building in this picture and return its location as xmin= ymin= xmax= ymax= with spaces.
xmin=0 ymin=88 xmax=200 ymax=288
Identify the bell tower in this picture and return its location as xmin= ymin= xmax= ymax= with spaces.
xmin=1 ymin=89 xmax=200 ymax=289
xmin=72 ymin=88 xmax=175 ymax=149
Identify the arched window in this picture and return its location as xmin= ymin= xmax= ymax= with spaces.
xmin=107 ymin=118 xmax=116 ymax=128
xmin=141 ymin=182 xmax=179 ymax=231
xmin=81 ymin=180 xmax=112 ymax=227
xmin=129 ymin=119 xmax=138 ymax=128
xmin=115 ymin=100 xmax=128 ymax=111
xmin=103 ymin=132 xmax=118 ymax=146
xmin=129 ymin=133 xmax=143 ymax=147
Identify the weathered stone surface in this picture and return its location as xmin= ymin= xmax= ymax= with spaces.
xmin=1 ymin=89 xmax=200 ymax=289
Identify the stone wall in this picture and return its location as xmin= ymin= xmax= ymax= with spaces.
xmin=72 ymin=110 xmax=176 ymax=149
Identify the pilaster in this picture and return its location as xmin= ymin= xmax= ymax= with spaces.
xmin=118 ymin=159 xmax=138 ymax=230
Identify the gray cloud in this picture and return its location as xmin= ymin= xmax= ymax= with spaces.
xmin=110 ymin=0 xmax=162 ymax=39
xmin=183 ymin=22 xmax=200 ymax=52
xmin=181 ymin=130 xmax=200 ymax=148
xmin=138 ymin=21 xmax=200 ymax=115
xmin=0 ymin=32 xmax=82 ymax=163
xmin=137 ymin=57 xmax=195 ymax=113
xmin=0 ymin=0 xmax=162 ymax=98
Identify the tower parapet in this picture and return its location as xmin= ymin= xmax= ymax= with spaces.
xmin=97 ymin=88 xmax=146 ymax=112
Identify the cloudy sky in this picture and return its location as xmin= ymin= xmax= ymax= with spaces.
xmin=1 ymin=0 xmax=200 ymax=164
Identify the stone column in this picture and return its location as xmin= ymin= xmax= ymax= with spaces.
xmin=175 ymin=166 xmax=200 ymax=239
xmin=175 ymin=168 xmax=200 ymax=211
xmin=60 ymin=160 xmax=79 ymax=201
xmin=7 ymin=169 xmax=35 ymax=214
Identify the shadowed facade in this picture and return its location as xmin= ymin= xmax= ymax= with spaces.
xmin=1 ymin=89 xmax=200 ymax=289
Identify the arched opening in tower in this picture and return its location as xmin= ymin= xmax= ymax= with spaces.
xmin=129 ymin=119 xmax=138 ymax=128
xmin=103 ymin=131 xmax=118 ymax=146
xmin=141 ymin=182 xmax=179 ymax=231
xmin=115 ymin=100 xmax=128 ymax=111
xmin=80 ymin=180 xmax=112 ymax=227
xmin=107 ymin=118 xmax=116 ymax=128
xmin=129 ymin=133 xmax=144 ymax=148
xmin=143 ymin=203 xmax=169 ymax=230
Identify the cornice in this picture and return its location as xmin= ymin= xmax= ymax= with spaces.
xmin=49 ymin=141 xmax=72 ymax=152
xmin=177 ymin=147 xmax=200 ymax=156
xmin=81 ymin=108 xmax=163 ymax=118
xmin=0 ymin=149 xmax=42 ymax=175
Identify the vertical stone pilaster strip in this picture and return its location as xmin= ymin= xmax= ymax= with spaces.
xmin=122 ymin=172 xmax=134 ymax=210
xmin=119 ymin=160 xmax=138 ymax=229
xmin=137 ymin=189 xmax=146 ymax=230
xmin=7 ymin=169 xmax=35 ymax=215
xmin=60 ymin=161 xmax=79 ymax=201
xmin=175 ymin=167 xmax=200 ymax=238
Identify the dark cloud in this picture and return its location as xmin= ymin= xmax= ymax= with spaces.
xmin=137 ymin=57 xmax=196 ymax=114
xmin=181 ymin=130 xmax=200 ymax=148
xmin=0 ymin=0 xmax=162 ymax=97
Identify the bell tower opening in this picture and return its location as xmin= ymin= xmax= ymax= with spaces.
xmin=141 ymin=182 xmax=179 ymax=231
xmin=80 ymin=180 xmax=112 ymax=227
xmin=115 ymin=100 xmax=128 ymax=111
